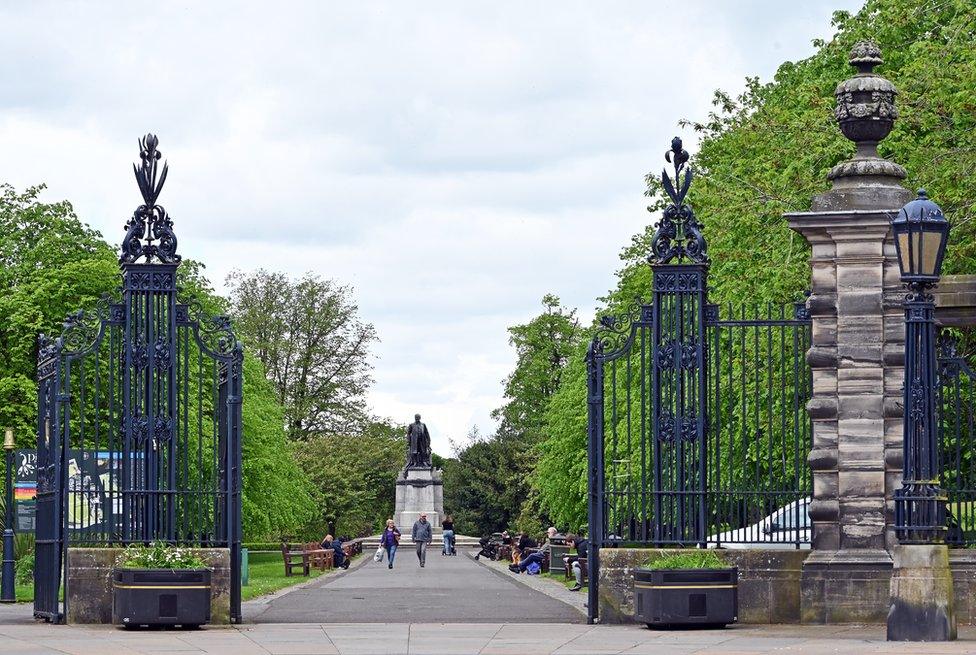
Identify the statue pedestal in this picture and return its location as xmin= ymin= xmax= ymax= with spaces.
xmin=394 ymin=467 xmax=444 ymax=531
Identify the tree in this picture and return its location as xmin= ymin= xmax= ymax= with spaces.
xmin=535 ymin=0 xmax=976 ymax=530
xmin=227 ymin=269 xmax=378 ymax=440
xmin=492 ymin=294 xmax=580 ymax=442
xmin=293 ymin=420 xmax=405 ymax=537
xmin=442 ymin=426 xmax=525 ymax=537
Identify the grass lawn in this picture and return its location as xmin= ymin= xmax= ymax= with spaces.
xmin=7 ymin=551 xmax=357 ymax=604
xmin=242 ymin=551 xmax=355 ymax=601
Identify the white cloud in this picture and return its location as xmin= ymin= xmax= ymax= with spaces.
xmin=0 ymin=0 xmax=862 ymax=456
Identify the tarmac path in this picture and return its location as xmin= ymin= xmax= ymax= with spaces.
xmin=244 ymin=549 xmax=583 ymax=624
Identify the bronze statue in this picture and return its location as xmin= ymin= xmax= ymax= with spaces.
xmin=406 ymin=414 xmax=432 ymax=468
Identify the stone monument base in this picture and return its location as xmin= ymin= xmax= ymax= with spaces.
xmin=394 ymin=466 xmax=444 ymax=531
xmin=887 ymin=544 xmax=957 ymax=641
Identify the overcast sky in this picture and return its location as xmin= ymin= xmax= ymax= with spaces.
xmin=0 ymin=1 xmax=862 ymax=455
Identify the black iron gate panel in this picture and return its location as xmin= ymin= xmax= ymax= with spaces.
xmin=585 ymin=138 xmax=813 ymax=624
xmin=34 ymin=135 xmax=243 ymax=623
xmin=33 ymin=340 xmax=63 ymax=622
xmin=937 ymin=334 xmax=976 ymax=547
xmin=706 ymin=302 xmax=812 ymax=547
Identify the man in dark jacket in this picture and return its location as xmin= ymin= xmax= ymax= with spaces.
xmin=321 ymin=534 xmax=350 ymax=570
xmin=565 ymin=533 xmax=589 ymax=592
xmin=411 ymin=513 xmax=433 ymax=567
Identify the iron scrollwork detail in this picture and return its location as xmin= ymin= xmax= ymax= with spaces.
xmin=649 ymin=137 xmax=708 ymax=265
xmin=594 ymin=298 xmax=646 ymax=355
xmin=59 ymin=295 xmax=114 ymax=355
xmin=120 ymin=134 xmax=181 ymax=265
xmin=656 ymin=339 xmax=699 ymax=370
xmin=187 ymin=300 xmax=242 ymax=357
xmin=937 ymin=334 xmax=961 ymax=381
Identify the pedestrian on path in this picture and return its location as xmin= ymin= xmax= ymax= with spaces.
xmin=412 ymin=513 xmax=433 ymax=567
xmin=442 ymin=514 xmax=455 ymax=555
xmin=380 ymin=519 xmax=401 ymax=569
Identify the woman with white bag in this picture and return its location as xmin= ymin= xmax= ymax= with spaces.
xmin=379 ymin=519 xmax=401 ymax=569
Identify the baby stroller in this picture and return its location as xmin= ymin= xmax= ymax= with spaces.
xmin=474 ymin=533 xmax=503 ymax=561
xmin=442 ymin=531 xmax=457 ymax=556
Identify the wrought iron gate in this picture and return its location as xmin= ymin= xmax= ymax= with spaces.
xmin=34 ymin=135 xmax=243 ymax=623
xmin=585 ymin=139 xmax=813 ymax=623
xmin=937 ymin=334 xmax=976 ymax=547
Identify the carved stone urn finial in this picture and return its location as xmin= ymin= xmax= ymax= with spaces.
xmin=828 ymin=40 xmax=907 ymax=184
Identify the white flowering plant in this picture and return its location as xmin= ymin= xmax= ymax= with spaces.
xmin=115 ymin=541 xmax=207 ymax=569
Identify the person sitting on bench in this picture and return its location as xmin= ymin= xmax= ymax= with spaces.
xmin=564 ymin=532 xmax=588 ymax=591
xmin=509 ymin=527 xmax=558 ymax=574
xmin=321 ymin=534 xmax=350 ymax=570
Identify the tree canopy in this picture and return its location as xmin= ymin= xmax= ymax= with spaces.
xmin=534 ymin=0 xmax=976 ymax=530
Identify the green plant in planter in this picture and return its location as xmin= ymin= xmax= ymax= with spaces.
xmin=115 ymin=542 xmax=207 ymax=569
xmin=645 ymin=550 xmax=727 ymax=570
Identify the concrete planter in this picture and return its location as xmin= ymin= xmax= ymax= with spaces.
xmin=112 ymin=568 xmax=211 ymax=628
xmin=634 ymin=567 xmax=738 ymax=628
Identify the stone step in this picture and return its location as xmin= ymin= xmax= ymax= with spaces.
xmin=361 ymin=534 xmax=482 ymax=550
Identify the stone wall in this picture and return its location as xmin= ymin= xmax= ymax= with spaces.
xmin=598 ymin=548 xmax=976 ymax=625
xmin=66 ymin=547 xmax=231 ymax=625
xmin=598 ymin=548 xmax=809 ymax=624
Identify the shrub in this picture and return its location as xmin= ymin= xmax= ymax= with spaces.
xmin=645 ymin=550 xmax=727 ymax=570
xmin=115 ymin=542 xmax=207 ymax=569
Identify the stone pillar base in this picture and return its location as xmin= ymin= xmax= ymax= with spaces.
xmin=394 ymin=467 xmax=444 ymax=531
xmin=887 ymin=544 xmax=957 ymax=641
xmin=800 ymin=549 xmax=892 ymax=623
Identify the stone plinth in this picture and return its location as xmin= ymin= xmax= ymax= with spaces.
xmin=65 ymin=547 xmax=231 ymax=624
xmin=888 ymin=545 xmax=956 ymax=641
xmin=394 ymin=467 xmax=444 ymax=531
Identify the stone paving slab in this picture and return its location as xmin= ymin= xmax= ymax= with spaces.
xmin=0 ymin=618 xmax=975 ymax=654
xmin=472 ymin=551 xmax=587 ymax=617
xmin=245 ymin=545 xmax=580 ymax=623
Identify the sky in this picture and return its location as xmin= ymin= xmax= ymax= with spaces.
xmin=0 ymin=1 xmax=863 ymax=456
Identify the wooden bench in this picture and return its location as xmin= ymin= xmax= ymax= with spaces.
xmin=304 ymin=542 xmax=334 ymax=571
xmin=281 ymin=542 xmax=329 ymax=576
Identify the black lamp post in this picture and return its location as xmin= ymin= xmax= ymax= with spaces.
xmin=1 ymin=427 xmax=14 ymax=603
xmin=892 ymin=189 xmax=950 ymax=544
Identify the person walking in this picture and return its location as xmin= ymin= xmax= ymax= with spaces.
xmin=380 ymin=519 xmax=401 ymax=569
xmin=441 ymin=514 xmax=455 ymax=556
xmin=412 ymin=513 xmax=433 ymax=567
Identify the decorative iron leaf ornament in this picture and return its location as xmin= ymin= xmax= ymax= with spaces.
xmin=649 ymin=137 xmax=708 ymax=265
xmin=120 ymin=134 xmax=181 ymax=264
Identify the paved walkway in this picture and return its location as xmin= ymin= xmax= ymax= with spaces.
xmin=245 ymin=549 xmax=581 ymax=623
xmin=0 ymin=620 xmax=975 ymax=654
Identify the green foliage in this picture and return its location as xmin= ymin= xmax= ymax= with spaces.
xmin=445 ymin=296 xmax=580 ymax=537
xmin=115 ymin=542 xmax=207 ymax=569
xmin=0 ymin=184 xmax=316 ymax=543
xmin=239 ymin=354 xmax=318 ymax=540
xmin=0 ymin=184 xmax=118 ymax=447
xmin=15 ymin=552 xmax=34 ymax=585
xmin=645 ymin=550 xmax=727 ymax=570
xmin=535 ymin=0 xmax=976 ymax=531
xmin=293 ymin=420 xmax=404 ymax=538
xmin=443 ymin=427 xmax=526 ymax=537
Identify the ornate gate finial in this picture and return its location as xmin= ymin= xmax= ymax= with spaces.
xmin=120 ymin=134 xmax=181 ymax=265
xmin=649 ymin=136 xmax=708 ymax=265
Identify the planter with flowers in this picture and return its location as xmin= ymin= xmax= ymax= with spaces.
xmin=634 ymin=550 xmax=737 ymax=628
xmin=112 ymin=542 xmax=211 ymax=628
